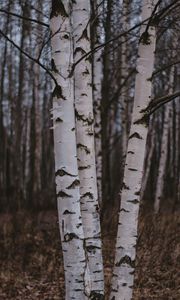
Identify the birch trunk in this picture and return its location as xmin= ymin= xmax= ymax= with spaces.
xmin=121 ymin=0 xmax=129 ymax=159
xmin=110 ymin=1 xmax=157 ymax=299
xmin=72 ymin=1 xmax=104 ymax=298
xmin=141 ymin=119 xmax=155 ymax=200
xmin=92 ymin=0 xmax=103 ymax=206
xmin=154 ymin=68 xmax=174 ymax=213
xmin=50 ymin=1 xmax=90 ymax=299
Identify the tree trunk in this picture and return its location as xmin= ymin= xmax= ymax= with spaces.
xmin=110 ymin=1 xmax=158 ymax=299
xmin=92 ymin=0 xmax=103 ymax=207
xmin=31 ymin=5 xmax=42 ymax=204
xmin=141 ymin=118 xmax=155 ymax=201
xmin=72 ymin=0 xmax=104 ymax=297
xmin=50 ymin=1 xmax=90 ymax=299
xmin=154 ymin=67 xmax=174 ymax=213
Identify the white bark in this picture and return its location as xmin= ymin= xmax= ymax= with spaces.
xmin=50 ymin=2 xmax=90 ymax=299
xmin=93 ymin=0 xmax=103 ymax=206
xmin=154 ymin=103 xmax=171 ymax=213
xmin=110 ymin=1 xmax=157 ymax=299
xmin=72 ymin=1 xmax=104 ymax=298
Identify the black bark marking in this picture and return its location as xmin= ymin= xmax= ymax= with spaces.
xmin=63 ymin=34 xmax=69 ymax=39
xmin=93 ymin=270 xmax=102 ymax=273
xmin=127 ymin=199 xmax=139 ymax=204
xmin=95 ymin=204 xmax=100 ymax=213
xmin=64 ymin=232 xmax=79 ymax=242
xmin=115 ymin=255 xmax=135 ymax=268
xmin=122 ymin=283 xmax=127 ymax=286
xmin=50 ymin=0 xmax=68 ymax=18
xmin=67 ymin=179 xmax=80 ymax=189
xmin=76 ymin=223 xmax=82 ymax=228
xmin=128 ymin=151 xmax=134 ymax=154
xmin=86 ymin=245 xmax=100 ymax=254
xmin=82 ymin=67 xmax=90 ymax=75
xmin=122 ymin=182 xmax=130 ymax=190
xmin=139 ymin=31 xmax=151 ymax=45
xmin=63 ymin=210 xmax=75 ymax=215
xmin=51 ymin=59 xmax=58 ymax=73
xmin=90 ymin=291 xmax=104 ymax=300
xmin=77 ymin=143 xmax=91 ymax=154
xmin=55 ymin=117 xmax=63 ymax=123
xmin=81 ymin=192 xmax=93 ymax=199
xmin=134 ymin=190 xmax=141 ymax=196
xmin=74 ymin=47 xmax=86 ymax=56
xmin=78 ymin=165 xmax=91 ymax=170
xmin=117 ymin=246 xmax=124 ymax=249
xmin=120 ymin=208 xmax=129 ymax=213
xmin=57 ymin=190 xmax=72 ymax=198
xmin=128 ymin=168 xmax=138 ymax=171
xmin=52 ymin=85 xmax=66 ymax=100
xmin=71 ymin=127 xmax=75 ymax=131
xmin=75 ymin=110 xmax=94 ymax=125
xmin=55 ymin=169 xmax=77 ymax=177
xmin=87 ymin=130 xmax=93 ymax=136
xmin=129 ymin=132 xmax=143 ymax=140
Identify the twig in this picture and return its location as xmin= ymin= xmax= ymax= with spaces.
xmin=0 ymin=9 xmax=49 ymax=27
xmin=0 ymin=29 xmax=58 ymax=87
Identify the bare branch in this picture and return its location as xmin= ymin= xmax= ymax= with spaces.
xmin=148 ymin=91 xmax=180 ymax=115
xmin=0 ymin=9 xmax=49 ymax=27
xmin=152 ymin=60 xmax=180 ymax=77
xmin=0 ymin=29 xmax=58 ymax=87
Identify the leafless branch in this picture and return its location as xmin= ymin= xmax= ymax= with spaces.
xmin=0 ymin=29 xmax=58 ymax=87
xmin=0 ymin=9 xmax=49 ymax=27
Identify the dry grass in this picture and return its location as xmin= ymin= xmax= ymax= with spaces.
xmin=0 ymin=210 xmax=179 ymax=299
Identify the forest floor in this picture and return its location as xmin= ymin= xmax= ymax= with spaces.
xmin=0 ymin=210 xmax=179 ymax=300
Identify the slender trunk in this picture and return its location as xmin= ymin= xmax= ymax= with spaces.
xmin=154 ymin=68 xmax=174 ymax=213
xmin=102 ymin=0 xmax=113 ymax=212
xmin=110 ymin=1 xmax=157 ymax=298
xmin=32 ymin=48 xmax=42 ymax=198
xmin=50 ymin=1 xmax=90 ymax=299
xmin=141 ymin=119 xmax=155 ymax=200
xmin=92 ymin=0 xmax=103 ymax=206
xmin=121 ymin=0 xmax=129 ymax=159
xmin=14 ymin=2 xmax=29 ymax=208
xmin=174 ymin=66 xmax=180 ymax=208
xmin=0 ymin=1 xmax=11 ymax=205
xmin=72 ymin=1 xmax=104 ymax=297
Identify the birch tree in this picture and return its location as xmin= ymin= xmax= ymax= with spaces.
xmin=72 ymin=0 xmax=104 ymax=298
xmin=110 ymin=0 xmax=158 ymax=298
xmin=50 ymin=1 xmax=90 ymax=299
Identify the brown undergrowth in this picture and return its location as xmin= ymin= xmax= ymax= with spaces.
xmin=0 ymin=210 xmax=179 ymax=299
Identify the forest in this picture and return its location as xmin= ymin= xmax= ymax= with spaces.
xmin=0 ymin=0 xmax=179 ymax=299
